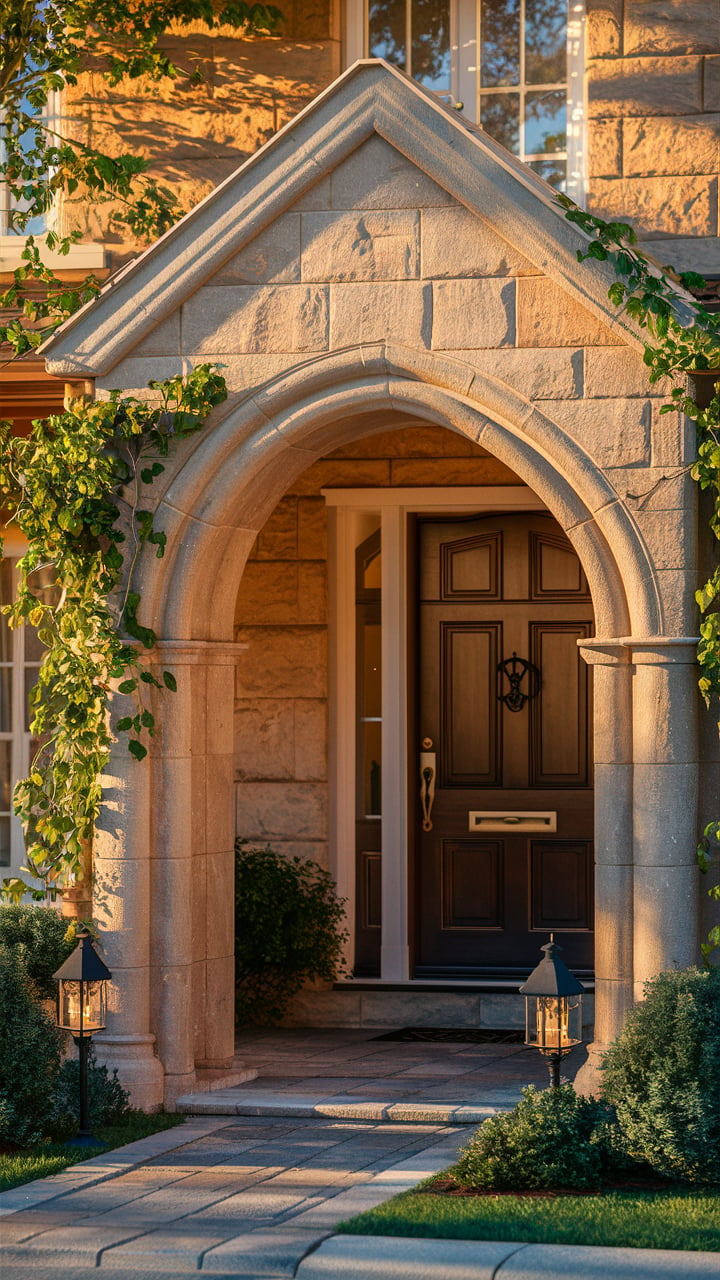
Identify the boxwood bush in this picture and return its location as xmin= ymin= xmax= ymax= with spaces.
xmin=235 ymin=841 xmax=348 ymax=1025
xmin=49 ymin=1047 xmax=130 ymax=1139
xmin=0 ymin=904 xmax=75 ymax=999
xmin=452 ymin=1084 xmax=621 ymax=1191
xmin=601 ymin=967 xmax=720 ymax=1185
xmin=0 ymin=944 xmax=63 ymax=1146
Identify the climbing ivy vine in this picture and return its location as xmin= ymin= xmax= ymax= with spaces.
xmin=0 ymin=364 xmax=227 ymax=899
xmin=557 ymin=195 xmax=720 ymax=962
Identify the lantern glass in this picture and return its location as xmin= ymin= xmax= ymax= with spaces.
xmin=57 ymin=978 xmax=106 ymax=1036
xmin=524 ymin=993 xmax=582 ymax=1055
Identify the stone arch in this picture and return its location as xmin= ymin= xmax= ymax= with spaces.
xmin=96 ymin=346 xmax=695 ymax=1109
xmin=137 ymin=345 xmax=660 ymax=644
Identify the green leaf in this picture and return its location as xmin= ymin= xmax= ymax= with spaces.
xmin=117 ymin=679 xmax=137 ymax=694
xmin=162 ymin=671 xmax=177 ymax=692
xmin=128 ymin=739 xmax=148 ymax=761
xmin=116 ymin=716 xmax=133 ymax=731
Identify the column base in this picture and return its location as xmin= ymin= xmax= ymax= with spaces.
xmin=93 ymin=1033 xmax=165 ymax=1112
xmin=572 ymin=1042 xmax=610 ymax=1098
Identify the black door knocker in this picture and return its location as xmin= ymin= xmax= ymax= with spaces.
xmin=496 ymin=652 xmax=541 ymax=712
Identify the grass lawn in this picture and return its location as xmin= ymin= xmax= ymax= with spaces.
xmin=338 ymin=1175 xmax=720 ymax=1252
xmin=0 ymin=1111 xmax=185 ymax=1194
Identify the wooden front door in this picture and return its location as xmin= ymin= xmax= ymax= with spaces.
xmin=415 ymin=512 xmax=594 ymax=978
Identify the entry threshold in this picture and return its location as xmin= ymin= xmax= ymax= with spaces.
xmin=334 ymin=974 xmax=595 ymax=994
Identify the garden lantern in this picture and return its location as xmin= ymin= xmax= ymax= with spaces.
xmin=53 ymin=930 xmax=112 ymax=1146
xmin=519 ymin=934 xmax=584 ymax=1089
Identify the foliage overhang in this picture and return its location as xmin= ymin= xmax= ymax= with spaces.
xmin=0 ymin=364 xmax=227 ymax=898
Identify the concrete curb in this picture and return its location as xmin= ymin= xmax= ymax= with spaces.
xmin=296 ymin=1235 xmax=720 ymax=1280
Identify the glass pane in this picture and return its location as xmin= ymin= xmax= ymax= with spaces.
xmin=526 ymin=157 xmax=566 ymax=189
xmin=0 ymin=669 xmax=11 ymax=732
xmin=481 ymin=0 xmax=520 ymax=87
xmin=24 ymin=626 xmax=46 ymax=663
xmin=526 ymin=0 xmax=567 ymax=85
xmin=0 ymin=740 xmax=10 ymax=810
xmin=25 ymin=665 xmax=40 ymax=730
xmin=361 ymin=623 xmax=382 ymax=718
xmin=4 ymin=91 xmax=49 ymax=236
xmin=0 ymin=816 xmax=9 ymax=866
xmin=0 ymin=559 xmax=12 ymax=663
xmin=24 ymin=564 xmax=57 ymax=661
xmin=369 ymin=0 xmax=407 ymax=69
xmin=480 ymin=92 xmax=520 ymax=153
xmin=525 ymin=89 xmax=566 ymax=155
xmin=362 ymin=722 xmax=382 ymax=816
xmin=363 ymin=548 xmax=382 ymax=591
xmin=411 ymin=0 xmax=451 ymax=91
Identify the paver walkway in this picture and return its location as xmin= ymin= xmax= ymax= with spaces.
xmin=2 ymin=1029 xmax=715 ymax=1279
xmin=0 ymin=1112 xmax=470 ymax=1276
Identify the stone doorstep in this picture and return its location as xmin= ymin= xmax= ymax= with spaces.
xmin=192 ymin=1064 xmax=259 ymax=1093
xmin=173 ymin=1091 xmax=508 ymax=1124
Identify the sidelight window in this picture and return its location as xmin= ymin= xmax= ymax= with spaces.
xmin=0 ymin=558 xmax=55 ymax=873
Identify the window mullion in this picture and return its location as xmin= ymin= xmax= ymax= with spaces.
xmin=519 ymin=0 xmax=526 ymax=163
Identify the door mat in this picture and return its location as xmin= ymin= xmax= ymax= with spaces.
xmin=371 ymin=1027 xmax=525 ymax=1044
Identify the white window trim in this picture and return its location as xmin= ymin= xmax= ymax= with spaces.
xmin=325 ymin=485 xmax=546 ymax=982
xmin=0 ymin=89 xmax=107 ymax=268
xmin=0 ymin=238 xmax=107 ymax=271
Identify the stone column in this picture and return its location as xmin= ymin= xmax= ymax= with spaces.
xmin=148 ymin=641 xmax=243 ymax=1108
xmin=92 ymin=726 xmax=165 ymax=1111
xmin=575 ymin=639 xmax=633 ymax=1094
xmin=630 ymin=639 xmax=701 ymax=998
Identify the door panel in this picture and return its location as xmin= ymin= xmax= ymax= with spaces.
xmin=442 ymin=624 xmax=501 ymax=785
xmin=529 ymin=623 xmax=591 ymax=785
xmin=415 ymin=512 xmax=594 ymax=977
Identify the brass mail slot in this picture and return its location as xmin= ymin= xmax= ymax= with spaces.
xmin=468 ymin=811 xmax=557 ymax=833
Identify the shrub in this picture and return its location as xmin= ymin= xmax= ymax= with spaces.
xmin=0 ymin=904 xmax=75 ymax=999
xmin=235 ymin=841 xmax=348 ymax=1025
xmin=452 ymin=1084 xmax=620 ymax=1191
xmin=49 ymin=1047 xmax=130 ymax=1139
xmin=0 ymin=944 xmax=63 ymax=1146
xmin=601 ymin=967 xmax=720 ymax=1185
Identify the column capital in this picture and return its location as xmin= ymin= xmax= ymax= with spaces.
xmin=623 ymin=636 xmax=700 ymax=664
xmin=148 ymin=639 xmax=247 ymax=665
xmin=577 ymin=638 xmax=631 ymax=666
xmin=579 ymin=636 xmax=700 ymax=665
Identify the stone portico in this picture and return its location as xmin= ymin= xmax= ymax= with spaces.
xmin=43 ymin=62 xmax=715 ymax=1109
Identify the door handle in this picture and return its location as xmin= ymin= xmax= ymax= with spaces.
xmin=420 ymin=748 xmax=436 ymax=832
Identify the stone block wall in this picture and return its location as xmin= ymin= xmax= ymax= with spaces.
xmin=587 ymin=0 xmax=720 ymax=268
xmin=233 ymin=424 xmax=520 ymax=867
xmin=61 ymin=4 xmax=339 ymax=267
xmin=58 ymin=2 xmax=720 ymax=272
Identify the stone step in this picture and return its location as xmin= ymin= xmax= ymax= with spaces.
xmin=173 ymin=1087 xmax=520 ymax=1123
xmin=282 ymin=984 xmax=594 ymax=1032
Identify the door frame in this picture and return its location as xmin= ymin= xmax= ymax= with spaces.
xmin=325 ymin=484 xmax=546 ymax=982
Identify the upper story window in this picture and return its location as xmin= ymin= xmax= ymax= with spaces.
xmin=0 ymin=91 xmax=57 ymax=237
xmin=359 ymin=2 xmax=585 ymax=199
